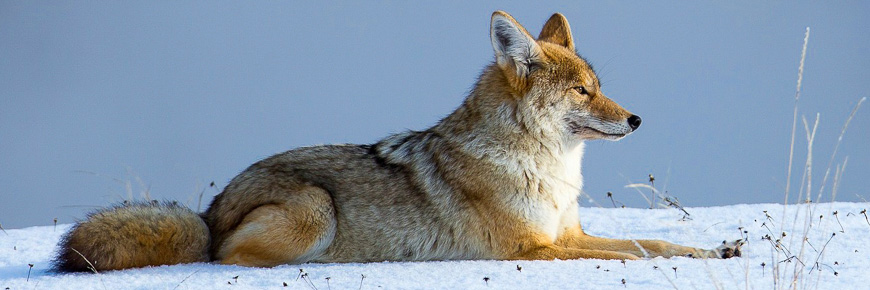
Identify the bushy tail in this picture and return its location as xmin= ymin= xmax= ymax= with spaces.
xmin=53 ymin=201 xmax=210 ymax=272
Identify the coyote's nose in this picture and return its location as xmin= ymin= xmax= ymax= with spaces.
xmin=628 ymin=115 xmax=642 ymax=130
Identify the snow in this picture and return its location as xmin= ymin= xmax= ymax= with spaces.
xmin=2 ymin=202 xmax=869 ymax=289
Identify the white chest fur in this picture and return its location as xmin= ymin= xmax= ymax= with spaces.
xmin=504 ymin=142 xmax=585 ymax=241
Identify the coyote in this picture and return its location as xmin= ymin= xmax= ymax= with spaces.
xmin=54 ymin=11 xmax=741 ymax=272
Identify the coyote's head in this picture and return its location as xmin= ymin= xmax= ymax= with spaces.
xmin=489 ymin=11 xmax=641 ymax=143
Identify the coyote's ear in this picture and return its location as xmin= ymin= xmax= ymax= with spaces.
xmin=538 ymin=13 xmax=575 ymax=51
xmin=491 ymin=11 xmax=542 ymax=76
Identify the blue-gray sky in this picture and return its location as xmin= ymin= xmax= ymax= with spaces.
xmin=2 ymin=1 xmax=868 ymax=228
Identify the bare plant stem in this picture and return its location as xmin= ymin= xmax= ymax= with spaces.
xmin=172 ymin=270 xmax=201 ymax=290
xmin=778 ymin=27 xmax=810 ymax=290
xmin=784 ymin=27 xmax=810 ymax=207
xmin=815 ymin=97 xmax=865 ymax=203
xmin=69 ymin=248 xmax=99 ymax=274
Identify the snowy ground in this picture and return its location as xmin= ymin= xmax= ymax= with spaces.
xmin=2 ymin=202 xmax=868 ymax=289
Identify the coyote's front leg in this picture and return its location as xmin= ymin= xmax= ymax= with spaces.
xmin=509 ymin=245 xmax=641 ymax=261
xmin=555 ymin=227 xmax=743 ymax=259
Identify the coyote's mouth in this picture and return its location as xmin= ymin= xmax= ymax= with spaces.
xmin=569 ymin=126 xmax=628 ymax=140
xmin=587 ymin=127 xmax=628 ymax=139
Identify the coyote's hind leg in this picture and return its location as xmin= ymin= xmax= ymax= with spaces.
xmin=217 ymin=186 xmax=336 ymax=267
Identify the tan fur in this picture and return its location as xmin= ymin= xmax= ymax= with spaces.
xmin=538 ymin=13 xmax=575 ymax=51
xmin=218 ymin=185 xmax=335 ymax=266
xmin=53 ymin=202 xmax=209 ymax=272
xmin=54 ymin=11 xmax=740 ymax=272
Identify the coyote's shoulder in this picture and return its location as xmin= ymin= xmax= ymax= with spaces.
xmin=53 ymin=11 xmax=741 ymax=273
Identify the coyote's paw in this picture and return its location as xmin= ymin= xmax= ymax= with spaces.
xmin=688 ymin=239 xmax=744 ymax=259
xmin=714 ymin=239 xmax=744 ymax=258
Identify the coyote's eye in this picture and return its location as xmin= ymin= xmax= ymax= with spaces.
xmin=573 ymin=86 xmax=588 ymax=95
